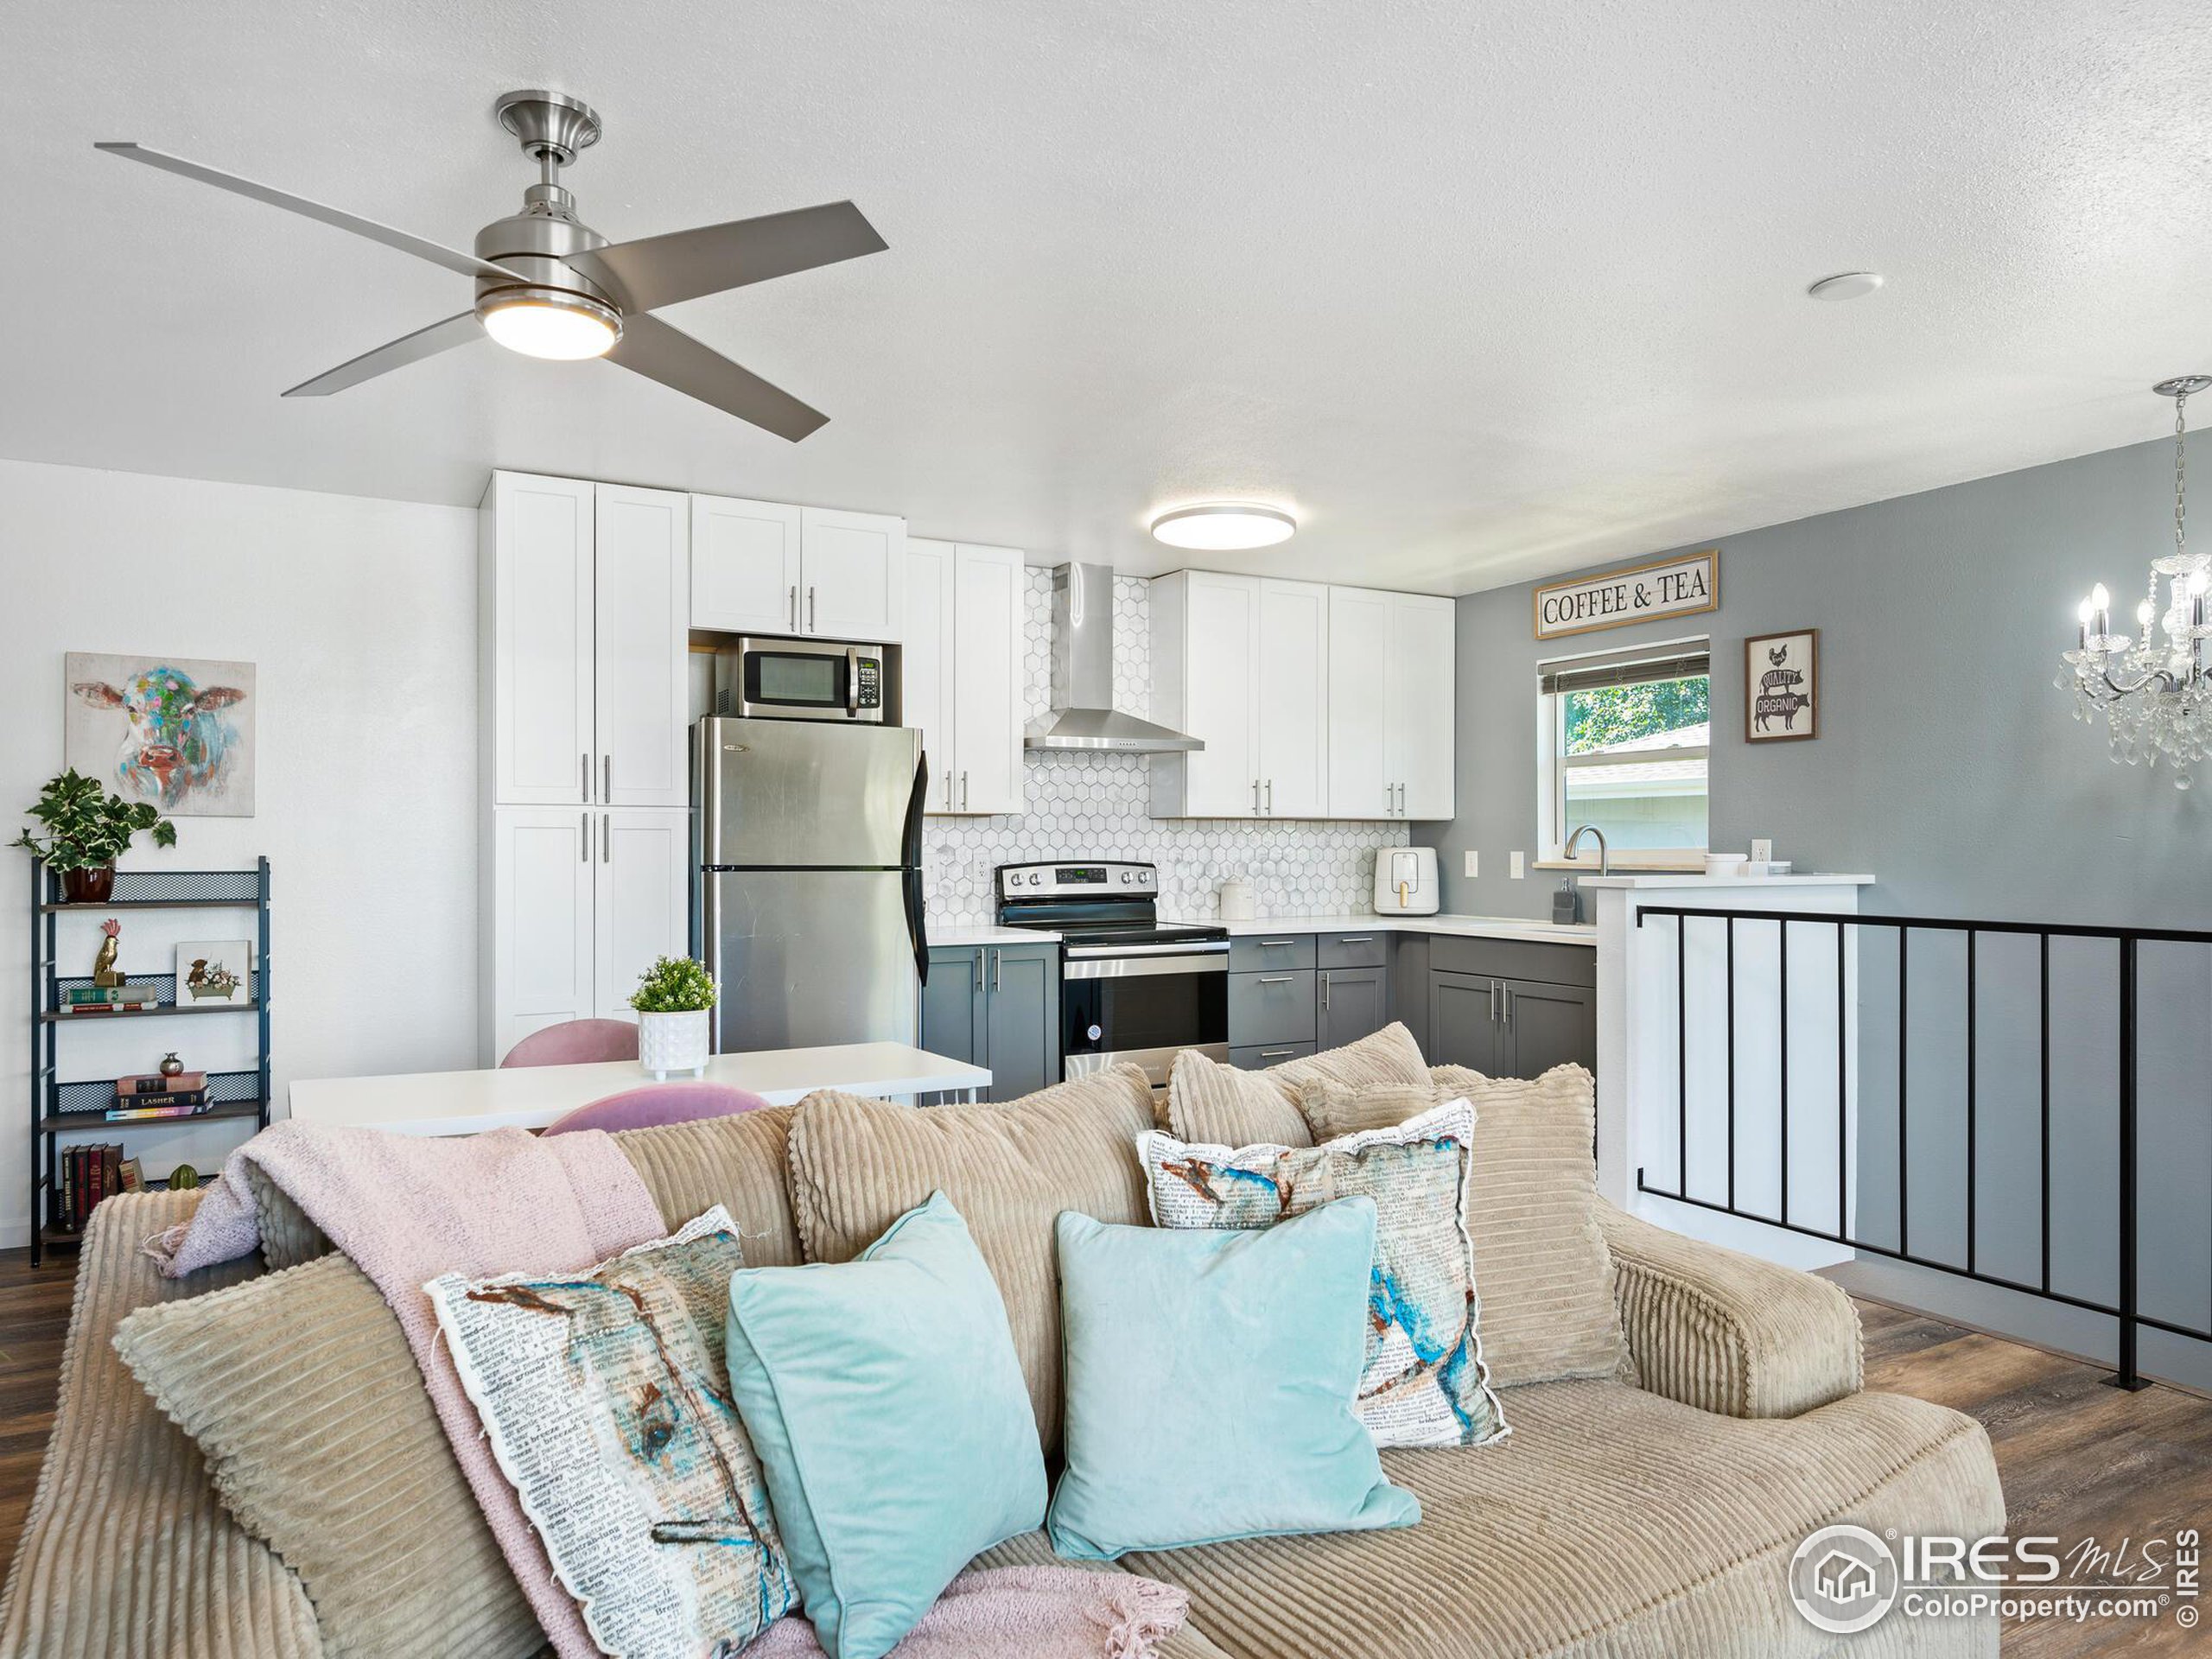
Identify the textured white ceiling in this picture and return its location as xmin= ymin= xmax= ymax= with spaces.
xmin=8 ymin=1 xmax=2210 ymax=594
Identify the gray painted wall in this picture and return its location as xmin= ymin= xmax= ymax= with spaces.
xmin=1429 ymin=430 xmax=2212 ymax=1384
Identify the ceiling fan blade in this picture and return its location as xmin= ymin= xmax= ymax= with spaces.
xmin=571 ymin=200 xmax=887 ymax=314
xmin=606 ymin=312 xmax=829 ymax=442
xmin=95 ymin=142 xmax=527 ymax=283
xmin=282 ymin=311 xmax=484 ymax=397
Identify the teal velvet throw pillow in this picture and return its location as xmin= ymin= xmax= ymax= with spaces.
xmin=1046 ymin=1197 xmax=1421 ymax=1560
xmin=724 ymin=1192 xmax=1047 ymax=1659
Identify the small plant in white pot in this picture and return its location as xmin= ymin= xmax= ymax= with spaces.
xmin=629 ymin=955 xmax=716 ymax=1079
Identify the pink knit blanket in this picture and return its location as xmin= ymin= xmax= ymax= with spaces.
xmin=744 ymin=1566 xmax=1189 ymax=1659
xmin=144 ymin=1119 xmax=664 ymax=1659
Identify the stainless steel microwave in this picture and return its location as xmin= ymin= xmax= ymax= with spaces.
xmin=715 ymin=636 xmax=894 ymax=723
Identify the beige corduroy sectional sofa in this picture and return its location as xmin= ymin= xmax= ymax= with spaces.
xmin=0 ymin=1042 xmax=2005 ymax=1659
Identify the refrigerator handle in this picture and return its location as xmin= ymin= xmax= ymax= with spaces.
xmin=902 ymin=750 xmax=930 ymax=988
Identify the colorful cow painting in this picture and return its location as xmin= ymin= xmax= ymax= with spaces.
xmin=63 ymin=653 xmax=257 ymax=816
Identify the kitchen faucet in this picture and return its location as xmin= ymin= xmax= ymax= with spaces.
xmin=1564 ymin=823 xmax=1610 ymax=877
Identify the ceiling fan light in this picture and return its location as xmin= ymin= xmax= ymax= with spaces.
xmin=478 ymin=288 xmax=621 ymax=360
xmin=1148 ymin=503 xmax=1299 ymax=551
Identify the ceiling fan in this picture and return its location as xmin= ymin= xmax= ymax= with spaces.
xmin=96 ymin=90 xmax=887 ymax=441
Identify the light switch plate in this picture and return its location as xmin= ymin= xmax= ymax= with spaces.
xmin=1464 ymin=850 xmax=1479 ymax=879
xmin=1509 ymin=850 xmax=1525 ymax=879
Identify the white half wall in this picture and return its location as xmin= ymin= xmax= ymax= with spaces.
xmin=1 ymin=459 xmax=479 ymax=1244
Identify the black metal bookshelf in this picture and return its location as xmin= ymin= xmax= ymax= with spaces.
xmin=29 ymin=858 xmax=270 ymax=1265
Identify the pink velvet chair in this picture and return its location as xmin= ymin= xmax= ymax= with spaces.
xmin=543 ymin=1081 xmax=770 ymax=1136
xmin=501 ymin=1019 xmax=640 ymax=1068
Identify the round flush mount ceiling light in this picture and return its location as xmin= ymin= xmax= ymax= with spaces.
xmin=1807 ymin=271 xmax=1885 ymax=302
xmin=477 ymin=287 xmax=623 ymax=359
xmin=1147 ymin=503 xmax=1299 ymax=550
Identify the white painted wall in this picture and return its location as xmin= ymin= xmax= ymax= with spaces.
xmin=0 ymin=460 xmax=478 ymax=1244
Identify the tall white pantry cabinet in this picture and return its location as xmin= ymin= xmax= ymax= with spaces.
xmin=479 ymin=472 xmax=691 ymax=1063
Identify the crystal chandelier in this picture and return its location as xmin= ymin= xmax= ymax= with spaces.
xmin=2060 ymin=376 xmax=2212 ymax=789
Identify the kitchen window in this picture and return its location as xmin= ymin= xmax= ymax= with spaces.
xmin=1536 ymin=641 xmax=1710 ymax=868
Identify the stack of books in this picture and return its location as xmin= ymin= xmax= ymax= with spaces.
xmin=60 ymin=982 xmax=165 ymax=1014
xmin=55 ymin=1142 xmax=139 ymax=1230
xmin=106 ymin=1071 xmax=213 ymax=1122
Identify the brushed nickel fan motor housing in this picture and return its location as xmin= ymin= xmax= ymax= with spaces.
xmin=494 ymin=89 xmax=602 ymax=168
xmin=474 ymin=96 xmax=620 ymax=331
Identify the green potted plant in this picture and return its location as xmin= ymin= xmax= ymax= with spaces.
xmin=12 ymin=768 xmax=176 ymax=903
xmin=629 ymin=954 xmax=717 ymax=1079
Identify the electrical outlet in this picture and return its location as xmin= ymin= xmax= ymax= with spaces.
xmin=1464 ymin=850 xmax=1479 ymax=879
xmin=1509 ymin=850 xmax=1526 ymax=879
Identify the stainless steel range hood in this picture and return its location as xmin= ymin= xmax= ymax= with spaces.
xmin=1023 ymin=562 xmax=1204 ymax=753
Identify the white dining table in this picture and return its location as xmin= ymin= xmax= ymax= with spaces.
xmin=286 ymin=1042 xmax=993 ymax=1137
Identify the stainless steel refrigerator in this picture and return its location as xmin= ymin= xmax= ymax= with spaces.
xmin=693 ymin=717 xmax=928 ymax=1052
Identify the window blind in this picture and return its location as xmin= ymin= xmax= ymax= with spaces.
xmin=1538 ymin=645 xmax=1709 ymax=697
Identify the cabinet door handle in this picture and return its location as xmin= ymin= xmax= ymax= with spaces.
xmin=1265 ymin=779 xmax=1274 ymax=815
xmin=944 ymin=769 xmax=954 ymax=810
xmin=581 ymin=753 xmax=590 ymax=804
xmin=1490 ymin=981 xmax=1500 ymax=1023
xmin=789 ymin=585 xmax=798 ymax=630
xmin=960 ymin=770 xmax=969 ymax=810
xmin=1259 ymin=1047 xmax=1298 ymax=1059
xmin=1320 ymin=970 xmax=1331 ymax=1010
xmin=1502 ymin=986 xmax=1514 ymax=1026
xmin=1251 ymin=779 xmax=1260 ymax=814
xmin=994 ymin=950 xmax=1002 ymax=993
xmin=1256 ymin=974 xmax=1295 ymax=985
xmin=580 ymin=812 xmax=588 ymax=861
xmin=1338 ymin=935 xmax=1372 ymax=944
xmin=601 ymin=813 xmax=611 ymax=863
xmin=603 ymin=754 xmax=612 ymax=800
xmin=1259 ymin=938 xmax=1297 ymax=948
xmin=974 ymin=952 xmax=983 ymax=991
xmin=808 ymin=586 xmax=817 ymax=632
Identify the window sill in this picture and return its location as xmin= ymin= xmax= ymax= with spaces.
xmin=1534 ymin=859 xmax=1707 ymax=874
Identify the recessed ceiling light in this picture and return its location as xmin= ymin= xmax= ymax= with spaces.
xmin=1807 ymin=271 xmax=1885 ymax=302
xmin=1147 ymin=504 xmax=1299 ymax=550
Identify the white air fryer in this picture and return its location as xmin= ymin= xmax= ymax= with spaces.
xmin=1373 ymin=847 xmax=1440 ymax=915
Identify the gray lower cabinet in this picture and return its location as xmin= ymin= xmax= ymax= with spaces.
xmin=1315 ymin=965 xmax=1389 ymax=1049
xmin=919 ymin=942 xmax=1059 ymax=1102
xmin=1427 ymin=967 xmax=1596 ymax=1077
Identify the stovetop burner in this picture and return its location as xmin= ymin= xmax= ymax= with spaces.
xmin=992 ymin=860 xmax=1226 ymax=951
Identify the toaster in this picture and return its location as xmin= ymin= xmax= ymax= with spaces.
xmin=1373 ymin=847 xmax=1440 ymax=915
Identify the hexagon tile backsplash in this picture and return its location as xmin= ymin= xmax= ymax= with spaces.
xmin=922 ymin=570 xmax=1409 ymax=925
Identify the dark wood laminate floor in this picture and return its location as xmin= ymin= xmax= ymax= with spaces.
xmin=0 ymin=1245 xmax=2203 ymax=1654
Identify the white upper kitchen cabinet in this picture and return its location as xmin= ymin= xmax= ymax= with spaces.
xmin=1149 ymin=570 xmax=1262 ymax=817
xmin=690 ymin=495 xmax=804 ymax=635
xmin=1388 ymin=593 xmax=1457 ymax=819
xmin=950 ymin=544 xmax=1027 ymax=815
xmin=484 ymin=472 xmax=690 ymax=809
xmin=1326 ymin=586 xmax=1393 ymax=818
xmin=485 ymin=806 xmax=595 ymax=1063
xmin=484 ymin=473 xmax=595 ymax=806
xmin=594 ymin=485 xmax=690 ymax=808
xmin=592 ymin=808 xmax=693 ymax=1023
xmin=801 ymin=506 xmax=906 ymax=641
xmin=1256 ymin=578 xmax=1330 ymax=817
xmin=904 ymin=539 xmax=956 ymax=809
xmin=906 ymin=540 xmax=1025 ymax=815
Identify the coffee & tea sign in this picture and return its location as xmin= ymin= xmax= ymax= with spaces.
xmin=1533 ymin=550 xmax=1720 ymax=640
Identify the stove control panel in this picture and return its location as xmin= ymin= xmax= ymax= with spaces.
xmin=996 ymin=861 xmax=1157 ymax=898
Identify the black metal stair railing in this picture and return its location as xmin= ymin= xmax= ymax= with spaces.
xmin=1634 ymin=905 xmax=2212 ymax=1391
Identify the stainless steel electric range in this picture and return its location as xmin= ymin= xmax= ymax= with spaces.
xmin=994 ymin=860 xmax=1229 ymax=1092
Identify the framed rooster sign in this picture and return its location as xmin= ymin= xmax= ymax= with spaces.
xmin=1745 ymin=631 xmax=1818 ymax=742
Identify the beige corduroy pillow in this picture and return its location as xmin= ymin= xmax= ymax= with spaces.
xmin=1428 ymin=1062 xmax=1630 ymax=1387
xmin=1294 ymin=1077 xmax=1450 ymax=1141
xmin=785 ymin=1065 xmax=1157 ymax=1458
xmin=1163 ymin=1020 xmax=1432 ymax=1147
xmin=114 ymin=1255 xmax=540 ymax=1659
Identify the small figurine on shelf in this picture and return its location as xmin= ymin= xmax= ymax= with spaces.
xmin=92 ymin=918 xmax=124 ymax=988
xmin=168 ymin=1164 xmax=200 ymax=1191
xmin=158 ymin=1052 xmax=184 ymax=1078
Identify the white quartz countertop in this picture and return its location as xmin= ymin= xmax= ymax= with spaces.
xmin=1179 ymin=913 xmax=1599 ymax=945
xmin=928 ymin=924 xmax=1063 ymax=945
xmin=1576 ymin=873 xmax=1876 ymax=889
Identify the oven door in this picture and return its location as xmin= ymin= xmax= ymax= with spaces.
xmin=728 ymin=639 xmax=887 ymax=722
xmin=1060 ymin=947 xmax=1229 ymax=1093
